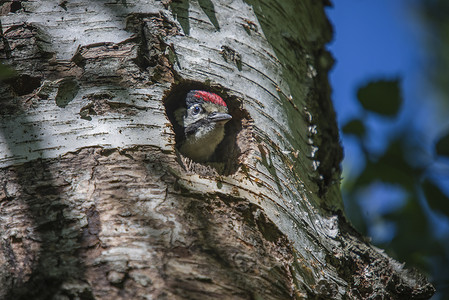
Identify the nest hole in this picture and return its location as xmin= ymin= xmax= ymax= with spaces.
xmin=163 ymin=81 xmax=253 ymax=176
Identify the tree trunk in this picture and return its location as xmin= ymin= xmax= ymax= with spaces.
xmin=0 ymin=0 xmax=434 ymax=299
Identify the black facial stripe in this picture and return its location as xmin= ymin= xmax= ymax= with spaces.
xmin=184 ymin=118 xmax=209 ymax=136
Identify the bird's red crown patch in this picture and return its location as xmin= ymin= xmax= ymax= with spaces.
xmin=194 ymin=90 xmax=227 ymax=107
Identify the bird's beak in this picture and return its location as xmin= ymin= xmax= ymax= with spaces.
xmin=208 ymin=112 xmax=232 ymax=123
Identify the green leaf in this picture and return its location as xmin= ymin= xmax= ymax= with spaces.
xmin=435 ymin=132 xmax=449 ymax=158
xmin=422 ymin=179 xmax=449 ymax=216
xmin=342 ymin=119 xmax=366 ymax=137
xmin=383 ymin=197 xmax=433 ymax=271
xmin=357 ymin=79 xmax=402 ymax=116
xmin=355 ymin=141 xmax=418 ymax=189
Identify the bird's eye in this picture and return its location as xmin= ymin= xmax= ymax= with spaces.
xmin=191 ymin=104 xmax=202 ymax=115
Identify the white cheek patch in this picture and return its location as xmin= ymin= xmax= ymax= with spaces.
xmin=186 ymin=112 xmax=206 ymax=126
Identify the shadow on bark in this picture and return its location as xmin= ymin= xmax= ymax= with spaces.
xmin=0 ymin=23 xmax=92 ymax=299
xmin=0 ymin=110 xmax=93 ymax=299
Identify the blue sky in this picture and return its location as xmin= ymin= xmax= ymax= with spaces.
xmin=326 ymin=0 xmax=449 ymax=215
xmin=327 ymin=0 xmax=423 ymax=124
xmin=325 ymin=0 xmax=449 ymax=182
xmin=325 ymin=1 xmax=425 ymax=231
xmin=326 ymin=2 xmax=449 ymax=298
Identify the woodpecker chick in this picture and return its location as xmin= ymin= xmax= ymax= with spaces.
xmin=175 ymin=90 xmax=232 ymax=162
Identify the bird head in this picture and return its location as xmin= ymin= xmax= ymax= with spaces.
xmin=175 ymin=90 xmax=232 ymax=162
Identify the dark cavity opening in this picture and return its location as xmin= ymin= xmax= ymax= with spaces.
xmin=163 ymin=81 xmax=252 ymax=176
